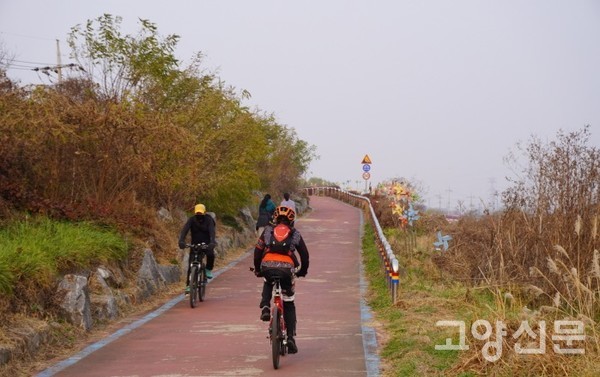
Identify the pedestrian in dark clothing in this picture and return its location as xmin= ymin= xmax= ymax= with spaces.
xmin=256 ymin=194 xmax=276 ymax=235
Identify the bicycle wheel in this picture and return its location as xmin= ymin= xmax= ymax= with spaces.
xmin=199 ymin=265 xmax=206 ymax=302
xmin=280 ymin=315 xmax=287 ymax=356
xmin=189 ymin=265 xmax=198 ymax=308
xmin=271 ymin=306 xmax=281 ymax=369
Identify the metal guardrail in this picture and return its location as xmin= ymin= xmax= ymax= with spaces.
xmin=304 ymin=186 xmax=400 ymax=304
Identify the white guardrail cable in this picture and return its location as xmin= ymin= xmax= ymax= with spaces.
xmin=304 ymin=186 xmax=400 ymax=304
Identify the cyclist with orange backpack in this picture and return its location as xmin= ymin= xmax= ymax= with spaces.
xmin=253 ymin=206 xmax=309 ymax=354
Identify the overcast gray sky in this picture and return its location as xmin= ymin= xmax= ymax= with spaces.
xmin=1 ymin=1 xmax=599 ymax=211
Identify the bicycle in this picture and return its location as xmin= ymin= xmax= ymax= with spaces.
xmin=251 ymin=267 xmax=290 ymax=369
xmin=186 ymin=243 xmax=209 ymax=308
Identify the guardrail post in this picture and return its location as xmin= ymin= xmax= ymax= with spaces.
xmin=384 ymin=257 xmax=391 ymax=288
xmin=392 ymin=258 xmax=399 ymax=305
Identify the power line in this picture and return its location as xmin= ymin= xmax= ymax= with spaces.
xmin=5 ymin=63 xmax=37 ymax=69
xmin=32 ymin=63 xmax=84 ymax=73
xmin=4 ymin=66 xmax=33 ymax=71
xmin=4 ymin=63 xmax=85 ymax=74
xmin=0 ymin=30 xmax=57 ymax=41
xmin=11 ymin=58 xmax=57 ymax=66
xmin=1 ymin=38 xmax=85 ymax=85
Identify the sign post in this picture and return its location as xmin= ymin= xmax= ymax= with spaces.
xmin=361 ymin=154 xmax=372 ymax=194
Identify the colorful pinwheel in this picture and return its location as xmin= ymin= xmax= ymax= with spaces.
xmin=382 ymin=180 xmax=422 ymax=228
xmin=392 ymin=203 xmax=404 ymax=217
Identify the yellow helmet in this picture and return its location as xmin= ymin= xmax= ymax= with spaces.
xmin=273 ymin=206 xmax=295 ymax=223
xmin=194 ymin=204 xmax=206 ymax=214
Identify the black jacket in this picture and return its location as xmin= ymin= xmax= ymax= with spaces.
xmin=179 ymin=215 xmax=216 ymax=246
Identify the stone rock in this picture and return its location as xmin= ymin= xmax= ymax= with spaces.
xmin=174 ymin=209 xmax=189 ymax=224
xmin=215 ymin=235 xmax=233 ymax=258
xmin=207 ymin=211 xmax=217 ymax=223
xmin=136 ymin=249 xmax=167 ymax=301
xmin=91 ymin=265 xmax=126 ymax=289
xmin=0 ymin=319 xmax=50 ymax=366
xmin=90 ymin=293 xmax=119 ymax=322
xmin=158 ymin=264 xmax=181 ymax=284
xmin=0 ymin=347 xmax=10 ymax=365
xmin=89 ymin=266 xmax=119 ymax=293
xmin=238 ymin=207 xmax=255 ymax=228
xmin=57 ymin=274 xmax=93 ymax=331
xmin=114 ymin=291 xmax=132 ymax=307
xmin=89 ymin=272 xmax=119 ymax=321
xmin=157 ymin=207 xmax=173 ymax=222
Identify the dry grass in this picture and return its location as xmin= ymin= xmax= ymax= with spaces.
xmin=369 ymin=127 xmax=600 ymax=375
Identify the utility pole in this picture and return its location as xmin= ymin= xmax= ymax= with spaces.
xmin=56 ymin=39 xmax=62 ymax=83
xmin=445 ymin=187 xmax=453 ymax=212
xmin=468 ymin=194 xmax=475 ymax=211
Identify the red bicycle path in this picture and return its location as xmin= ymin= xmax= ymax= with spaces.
xmin=37 ymin=196 xmax=380 ymax=377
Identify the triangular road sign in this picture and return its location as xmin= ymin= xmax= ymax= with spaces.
xmin=361 ymin=154 xmax=372 ymax=164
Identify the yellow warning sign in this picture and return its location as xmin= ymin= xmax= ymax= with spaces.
xmin=361 ymin=154 xmax=372 ymax=164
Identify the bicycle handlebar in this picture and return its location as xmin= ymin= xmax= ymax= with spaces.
xmin=186 ymin=243 xmax=210 ymax=250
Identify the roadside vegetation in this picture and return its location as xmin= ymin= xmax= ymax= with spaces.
xmin=0 ymin=218 xmax=127 ymax=316
xmin=365 ymin=126 xmax=599 ymax=376
xmin=0 ymin=14 xmax=315 ymax=317
xmin=0 ymin=14 xmax=315 ymax=225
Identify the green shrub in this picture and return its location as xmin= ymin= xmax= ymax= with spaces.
xmin=0 ymin=217 xmax=128 ymax=297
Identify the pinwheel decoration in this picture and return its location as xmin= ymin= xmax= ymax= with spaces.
xmin=384 ymin=180 xmax=421 ymax=228
xmin=391 ymin=202 xmax=405 ymax=217
xmin=399 ymin=216 xmax=408 ymax=227
xmin=405 ymin=203 xmax=420 ymax=226
xmin=433 ymin=231 xmax=452 ymax=251
xmin=392 ymin=183 xmax=408 ymax=198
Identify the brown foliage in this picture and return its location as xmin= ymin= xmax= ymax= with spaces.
xmin=0 ymin=80 xmax=193 ymax=225
xmin=435 ymin=127 xmax=600 ymax=318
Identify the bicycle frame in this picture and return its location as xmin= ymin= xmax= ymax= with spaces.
xmin=190 ymin=246 xmax=206 ymax=268
xmin=271 ymin=279 xmax=287 ymax=336
xmin=269 ymin=277 xmax=287 ymax=368
xmin=187 ymin=243 xmax=208 ymax=308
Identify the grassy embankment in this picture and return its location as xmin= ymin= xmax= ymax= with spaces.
xmin=0 ymin=217 xmax=128 ymax=301
xmin=362 ymin=226 xmax=600 ymax=377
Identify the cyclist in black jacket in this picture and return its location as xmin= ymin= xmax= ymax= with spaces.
xmin=254 ymin=206 xmax=309 ymax=354
xmin=178 ymin=204 xmax=216 ymax=294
